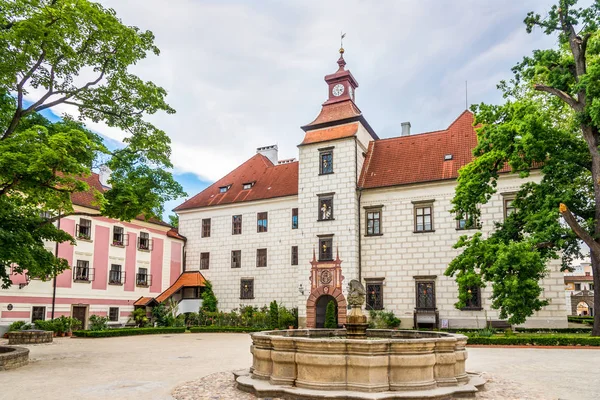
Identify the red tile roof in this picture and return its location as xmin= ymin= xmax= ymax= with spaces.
xmin=359 ymin=111 xmax=477 ymax=189
xmin=133 ymin=296 xmax=157 ymax=307
xmin=300 ymin=122 xmax=359 ymax=145
xmin=564 ymin=275 xmax=594 ymax=283
xmin=167 ymin=228 xmax=186 ymax=241
xmin=304 ymin=100 xmax=362 ymax=128
xmin=174 ymin=154 xmax=299 ymax=211
xmin=70 ymin=172 xmax=175 ymax=229
xmin=155 ymin=271 xmax=207 ymax=303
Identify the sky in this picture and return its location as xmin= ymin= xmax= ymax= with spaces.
xmin=37 ymin=0 xmax=561 ymax=220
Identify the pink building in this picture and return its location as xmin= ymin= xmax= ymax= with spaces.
xmin=0 ymin=173 xmax=188 ymax=331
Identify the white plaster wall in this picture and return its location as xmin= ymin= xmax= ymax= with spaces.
xmin=178 ymin=196 xmax=300 ymax=311
xmin=360 ymin=172 xmax=568 ymax=329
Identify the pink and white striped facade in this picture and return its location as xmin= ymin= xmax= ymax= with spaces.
xmin=1 ymin=206 xmax=185 ymax=331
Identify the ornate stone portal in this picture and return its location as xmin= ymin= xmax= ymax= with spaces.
xmin=306 ymin=250 xmax=347 ymax=328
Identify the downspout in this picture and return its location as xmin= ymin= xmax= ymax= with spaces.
xmin=51 ymin=214 xmax=61 ymax=320
xmin=355 ymin=137 xmax=362 ymax=282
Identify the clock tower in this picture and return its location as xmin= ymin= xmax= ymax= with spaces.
xmin=323 ymin=48 xmax=358 ymax=105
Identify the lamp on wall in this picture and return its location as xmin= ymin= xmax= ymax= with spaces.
xmin=298 ymin=284 xmax=304 ymax=295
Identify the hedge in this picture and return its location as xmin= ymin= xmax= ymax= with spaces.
xmin=189 ymin=326 xmax=265 ymax=333
xmin=467 ymin=335 xmax=600 ymax=346
xmin=441 ymin=327 xmax=592 ymax=334
xmin=73 ymin=327 xmax=186 ymax=337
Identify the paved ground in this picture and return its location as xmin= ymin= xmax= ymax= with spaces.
xmin=1 ymin=333 xmax=599 ymax=400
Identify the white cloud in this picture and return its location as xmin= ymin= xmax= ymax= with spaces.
xmin=25 ymin=0 xmax=559 ymax=182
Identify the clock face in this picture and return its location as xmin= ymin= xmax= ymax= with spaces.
xmin=332 ymin=84 xmax=345 ymax=97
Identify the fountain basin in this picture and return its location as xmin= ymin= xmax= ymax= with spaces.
xmin=237 ymin=329 xmax=484 ymax=399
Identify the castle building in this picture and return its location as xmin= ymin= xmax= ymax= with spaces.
xmin=0 ymin=172 xmax=191 ymax=333
xmin=174 ymin=50 xmax=567 ymax=329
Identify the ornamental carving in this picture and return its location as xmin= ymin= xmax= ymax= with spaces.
xmin=320 ymin=269 xmax=333 ymax=284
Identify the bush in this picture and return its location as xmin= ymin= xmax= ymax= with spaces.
xmin=325 ymin=300 xmax=337 ymax=328
xmin=269 ymin=301 xmax=279 ymax=329
xmin=475 ymin=327 xmax=497 ymax=337
xmin=368 ymin=310 xmax=401 ymax=329
xmin=184 ymin=312 xmax=200 ymax=327
xmin=131 ymin=308 xmax=149 ymax=327
xmin=201 ymin=280 xmax=218 ymax=312
xmin=278 ymin=306 xmax=296 ymax=329
xmin=34 ymin=319 xmax=55 ymax=331
xmin=467 ymin=335 xmax=600 ymax=346
xmin=73 ymin=327 xmax=185 ymax=338
xmin=8 ymin=321 xmax=27 ymax=332
xmin=89 ymin=315 xmax=109 ymax=331
xmin=189 ymin=326 xmax=264 ymax=333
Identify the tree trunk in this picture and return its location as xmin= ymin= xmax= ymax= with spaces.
xmin=592 ymin=252 xmax=600 ymax=336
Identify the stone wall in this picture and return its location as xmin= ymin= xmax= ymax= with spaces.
xmin=8 ymin=330 xmax=53 ymax=345
xmin=0 ymin=346 xmax=29 ymax=371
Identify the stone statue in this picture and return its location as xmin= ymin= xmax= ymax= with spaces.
xmin=347 ymin=279 xmax=366 ymax=307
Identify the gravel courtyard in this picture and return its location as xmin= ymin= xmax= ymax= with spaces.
xmin=1 ymin=333 xmax=599 ymax=400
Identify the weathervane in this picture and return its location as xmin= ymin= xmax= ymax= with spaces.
xmin=340 ymin=31 xmax=346 ymax=53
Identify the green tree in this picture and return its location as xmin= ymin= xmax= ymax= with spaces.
xmin=445 ymin=0 xmax=600 ymax=335
xmin=324 ymin=300 xmax=337 ymax=329
xmin=0 ymin=0 xmax=185 ymax=288
xmin=168 ymin=214 xmax=179 ymax=228
xmin=269 ymin=300 xmax=279 ymax=329
xmin=201 ymin=280 xmax=218 ymax=313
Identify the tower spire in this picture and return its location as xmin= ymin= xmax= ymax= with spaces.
xmin=338 ymin=32 xmax=346 ymax=71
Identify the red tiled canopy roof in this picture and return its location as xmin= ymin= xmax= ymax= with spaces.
xmin=300 ymin=122 xmax=359 ymax=146
xmin=564 ymin=275 xmax=594 ymax=283
xmin=359 ymin=111 xmax=477 ymax=189
xmin=174 ymin=154 xmax=299 ymax=211
xmin=133 ymin=296 xmax=157 ymax=307
xmin=155 ymin=271 xmax=207 ymax=303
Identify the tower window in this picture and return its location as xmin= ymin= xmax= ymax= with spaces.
xmin=257 ymin=212 xmax=268 ymax=233
xmin=318 ymin=236 xmax=333 ymax=261
xmin=319 ymin=149 xmax=333 ymax=175
xmin=318 ymin=194 xmax=334 ymax=221
xmin=292 ymin=208 xmax=298 ymax=229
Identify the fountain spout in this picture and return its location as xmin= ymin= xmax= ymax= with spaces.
xmin=345 ymin=279 xmax=369 ymax=339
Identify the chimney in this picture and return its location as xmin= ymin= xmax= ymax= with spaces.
xmin=401 ymin=122 xmax=411 ymax=136
xmin=99 ymin=165 xmax=112 ymax=188
xmin=256 ymin=145 xmax=278 ymax=164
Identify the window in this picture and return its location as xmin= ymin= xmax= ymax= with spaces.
xmin=200 ymin=252 xmax=210 ymax=270
xmin=202 ymin=218 xmax=211 ymax=238
xmin=366 ymin=280 xmax=383 ymax=310
xmin=136 ymin=268 xmax=149 ymax=287
xmin=240 ymin=279 xmax=254 ymax=299
xmin=31 ymin=306 xmax=45 ymax=322
xmin=256 ymin=249 xmax=267 ymax=267
xmin=575 ymin=283 xmax=582 ymax=291
xmin=74 ymin=260 xmax=91 ymax=281
xmin=319 ymin=149 xmax=333 ymax=174
xmin=138 ymin=232 xmax=151 ymax=250
xmin=109 ymin=264 xmax=123 ymax=285
xmin=457 ymin=213 xmax=479 ymax=230
xmin=291 ymin=246 xmax=298 ymax=265
xmin=112 ymin=226 xmax=125 ymax=246
xmin=319 ymin=236 xmax=333 ymax=261
xmin=231 ymin=250 xmax=241 ymax=268
xmin=504 ymin=198 xmax=516 ymax=219
xmin=414 ymin=203 xmax=433 ymax=232
xmin=219 ymin=185 xmax=230 ymax=193
xmin=243 ymin=182 xmax=254 ymax=190
xmin=591 ymin=283 xmax=595 ymax=290
xmin=77 ymin=218 xmax=92 ymax=240
xmin=257 ymin=212 xmax=268 ymax=233
xmin=292 ymin=208 xmax=299 ymax=229
xmin=366 ymin=208 xmax=382 ymax=235
xmin=416 ymin=281 xmax=436 ymax=309
xmin=232 ymin=215 xmax=242 ymax=235
xmin=318 ymin=194 xmax=334 ymax=221
xmin=462 ymin=286 xmax=482 ymax=310
xmin=109 ymin=307 xmax=119 ymax=322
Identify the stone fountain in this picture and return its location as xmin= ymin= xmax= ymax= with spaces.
xmin=235 ymin=280 xmax=485 ymax=399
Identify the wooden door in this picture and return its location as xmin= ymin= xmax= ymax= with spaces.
xmin=72 ymin=306 xmax=88 ymax=329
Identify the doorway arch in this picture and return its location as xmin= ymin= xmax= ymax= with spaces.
xmin=306 ymin=286 xmax=347 ymax=328
xmin=315 ymin=295 xmax=337 ymax=328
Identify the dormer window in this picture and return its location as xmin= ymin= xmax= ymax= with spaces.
xmin=444 ymin=154 xmax=453 ymax=161
xmin=242 ymin=182 xmax=254 ymax=190
xmin=219 ymin=185 xmax=231 ymax=193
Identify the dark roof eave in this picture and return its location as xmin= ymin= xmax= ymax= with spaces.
xmin=174 ymin=193 xmax=298 ymax=213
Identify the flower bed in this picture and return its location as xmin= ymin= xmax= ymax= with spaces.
xmin=72 ymin=327 xmax=186 ymax=337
